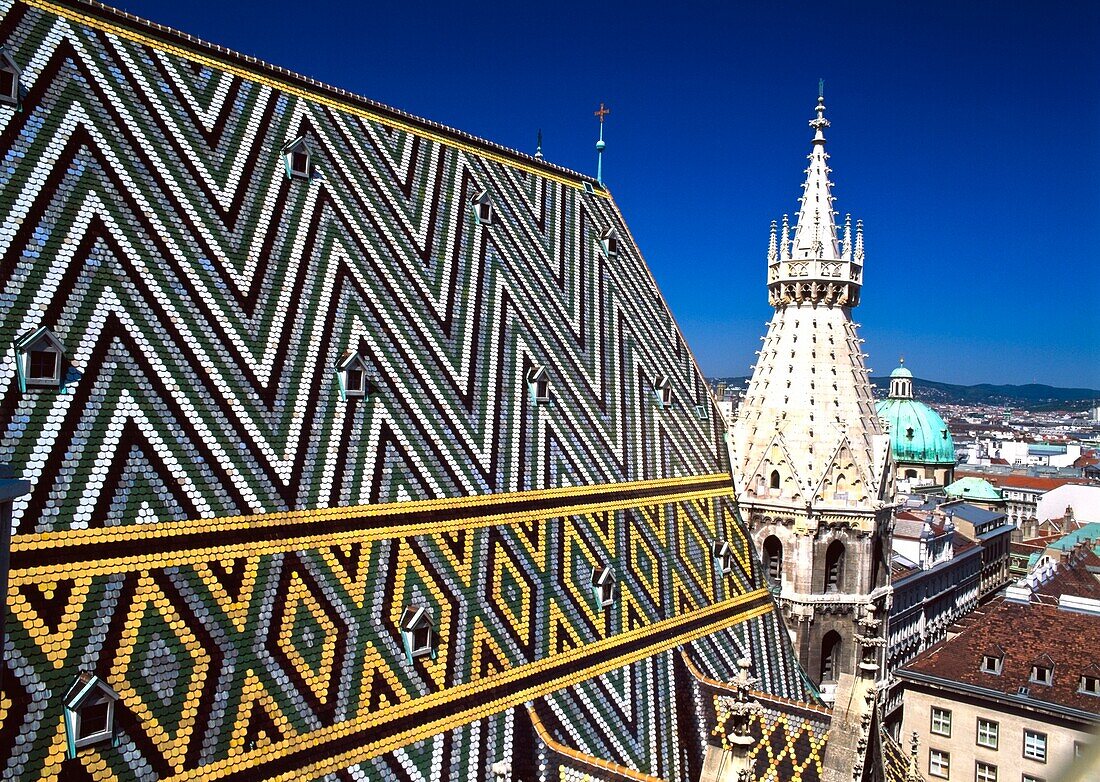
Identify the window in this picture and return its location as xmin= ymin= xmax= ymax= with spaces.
xmin=820 ymin=631 xmax=841 ymax=683
xmin=527 ymin=366 xmax=550 ymax=403
xmin=1022 ymin=730 xmax=1046 ymax=763
xmin=762 ymin=536 xmax=782 ymax=583
xmin=0 ymin=48 xmax=20 ymax=106
xmin=1074 ymin=741 xmax=1086 ymax=758
xmin=336 ymin=352 xmax=369 ymax=399
xmin=399 ymin=605 xmax=435 ymax=662
xmin=929 ymin=749 xmax=950 ymax=779
xmin=1022 ymin=776 xmax=1045 ymax=782
xmin=282 ymin=137 xmax=312 ymax=179
xmin=471 ymin=189 xmax=493 ymax=225
xmin=712 ymin=540 xmax=733 ymax=576
xmin=590 ymin=564 xmax=617 ymax=609
xmin=653 ymin=376 xmax=672 ymax=408
xmin=981 ymin=654 xmax=1003 ymax=675
xmin=906 ymin=427 xmax=915 ymax=439
xmin=63 ymin=673 xmax=119 ymax=758
xmin=769 ymin=470 xmax=781 ymax=490
xmin=825 ymin=540 xmax=845 ymax=592
xmin=930 ymin=706 xmax=952 ymax=737
xmin=976 ymin=718 xmax=998 ymax=749
xmin=975 ymin=762 xmax=997 ymax=782
xmin=1079 ymin=675 xmax=1099 ymax=695
xmin=598 ymin=227 xmax=619 ymax=258
xmin=1030 ymin=665 xmax=1052 ymax=686
xmin=14 ymin=326 xmax=65 ymax=390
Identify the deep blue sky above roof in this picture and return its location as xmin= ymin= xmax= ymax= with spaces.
xmin=119 ymin=0 xmax=1099 ymax=388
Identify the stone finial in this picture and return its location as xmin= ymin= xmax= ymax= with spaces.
xmin=768 ymin=220 xmax=778 ymax=263
xmin=854 ymin=219 xmax=864 ymax=263
xmin=842 ymin=213 xmax=852 ymax=260
xmin=780 ymin=214 xmax=791 ymax=260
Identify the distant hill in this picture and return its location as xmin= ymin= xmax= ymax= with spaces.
xmin=709 ymin=376 xmax=1100 ymax=412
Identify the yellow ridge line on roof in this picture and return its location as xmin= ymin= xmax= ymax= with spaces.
xmin=24 ymin=0 xmax=609 ymax=195
xmin=162 ymin=589 xmax=773 ymax=782
xmin=9 ymin=486 xmax=732 ymax=583
xmin=10 ymin=472 xmax=730 ymax=546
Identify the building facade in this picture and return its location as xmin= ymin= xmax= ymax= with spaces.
xmin=897 ymin=562 xmax=1100 ymax=782
xmin=729 ymin=93 xmax=894 ymax=697
xmin=882 ymin=510 xmax=981 ymax=733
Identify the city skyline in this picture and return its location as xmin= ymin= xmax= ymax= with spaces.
xmin=125 ymin=0 xmax=1100 ymax=388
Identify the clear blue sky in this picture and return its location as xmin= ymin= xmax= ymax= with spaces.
xmin=121 ymin=0 xmax=1100 ymax=389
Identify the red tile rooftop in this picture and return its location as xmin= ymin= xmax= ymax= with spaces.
xmin=955 ymin=470 xmax=1090 ymax=492
xmin=902 ymin=598 xmax=1100 ymax=715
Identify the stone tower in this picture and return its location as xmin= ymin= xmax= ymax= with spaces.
xmin=729 ymin=92 xmax=894 ymax=699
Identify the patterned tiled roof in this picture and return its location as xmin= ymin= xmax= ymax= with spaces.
xmin=0 ymin=1 xmax=815 ymax=780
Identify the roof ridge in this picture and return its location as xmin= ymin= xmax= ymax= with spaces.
xmin=33 ymin=0 xmax=603 ymax=188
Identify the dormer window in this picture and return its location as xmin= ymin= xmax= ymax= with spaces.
xmin=981 ymin=652 xmax=1003 ymax=675
xmin=14 ymin=326 xmax=64 ymax=391
xmin=590 ymin=564 xmax=617 ymax=609
xmin=399 ymin=605 xmax=436 ymax=662
xmin=0 ymin=48 xmax=21 ymax=106
xmin=527 ymin=366 xmax=549 ymax=404
xmin=63 ymin=673 xmax=119 ymax=758
xmin=1030 ymin=656 xmax=1054 ymax=686
xmin=712 ymin=540 xmax=733 ymax=576
xmin=598 ymin=227 xmax=619 ymax=258
xmin=336 ymin=351 xmax=369 ymax=399
xmin=471 ymin=189 xmax=493 ymax=225
xmin=282 ymin=137 xmax=312 ymax=179
xmin=1079 ymin=674 xmax=1100 ymax=695
xmin=905 ymin=427 xmax=914 ymax=440
xmin=653 ymin=376 xmax=672 ymax=409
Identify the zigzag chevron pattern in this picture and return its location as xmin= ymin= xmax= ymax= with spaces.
xmin=0 ymin=1 xmax=812 ymax=779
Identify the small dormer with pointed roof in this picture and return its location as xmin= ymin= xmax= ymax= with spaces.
xmin=590 ymin=564 xmax=617 ymax=609
xmin=63 ymin=672 xmax=120 ymax=758
xmin=527 ymin=365 xmax=550 ymax=403
xmin=471 ymin=188 xmax=494 ymax=225
xmin=598 ymin=226 xmax=619 ymax=259
xmin=282 ymin=136 xmax=313 ymax=179
xmin=14 ymin=326 xmax=65 ymax=391
xmin=399 ymin=605 xmax=436 ymax=663
xmin=0 ymin=47 xmax=21 ymax=106
xmin=336 ymin=351 xmax=369 ymax=399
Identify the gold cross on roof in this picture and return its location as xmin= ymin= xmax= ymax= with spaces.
xmin=594 ymin=102 xmax=610 ymax=123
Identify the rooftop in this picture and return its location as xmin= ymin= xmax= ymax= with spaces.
xmin=944 ymin=476 xmax=1003 ymax=502
xmin=901 ymin=596 xmax=1100 ymax=717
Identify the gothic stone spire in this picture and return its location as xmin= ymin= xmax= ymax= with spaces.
xmin=769 ymin=93 xmax=864 ymax=308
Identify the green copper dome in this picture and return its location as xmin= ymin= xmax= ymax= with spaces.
xmin=890 ymin=365 xmax=912 ymax=379
xmin=944 ymin=476 xmax=1003 ymax=502
xmin=876 ymin=397 xmax=955 ymax=465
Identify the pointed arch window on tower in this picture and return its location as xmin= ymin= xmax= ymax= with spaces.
xmin=820 ymin=631 xmax=842 ymax=683
xmin=763 ymin=536 xmax=783 ymax=584
xmin=825 ymin=540 xmax=845 ymax=592
xmin=834 ymin=473 xmax=848 ymax=501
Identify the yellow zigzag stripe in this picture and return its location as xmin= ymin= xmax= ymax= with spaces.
xmin=165 ymin=589 xmax=773 ymax=782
